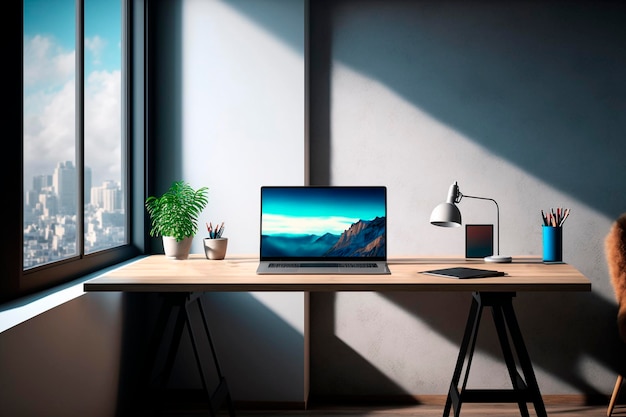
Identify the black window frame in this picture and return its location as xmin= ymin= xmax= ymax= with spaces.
xmin=3 ymin=0 xmax=146 ymax=303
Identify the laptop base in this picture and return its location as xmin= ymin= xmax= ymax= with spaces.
xmin=256 ymin=261 xmax=391 ymax=275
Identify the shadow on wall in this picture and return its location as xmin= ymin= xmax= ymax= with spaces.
xmin=147 ymin=0 xmax=184 ymax=254
xmin=320 ymin=0 xmax=626 ymax=219
xmin=225 ymin=0 xmax=305 ymax=55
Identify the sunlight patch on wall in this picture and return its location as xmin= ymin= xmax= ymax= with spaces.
xmin=251 ymin=292 xmax=305 ymax=335
xmin=334 ymin=292 xmax=459 ymax=391
xmin=577 ymin=354 xmax=617 ymax=394
xmin=179 ymin=0 xmax=305 ymax=255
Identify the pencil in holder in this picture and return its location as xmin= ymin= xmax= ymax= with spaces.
xmin=542 ymin=225 xmax=562 ymax=262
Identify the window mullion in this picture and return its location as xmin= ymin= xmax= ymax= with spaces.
xmin=76 ymin=0 xmax=85 ymax=257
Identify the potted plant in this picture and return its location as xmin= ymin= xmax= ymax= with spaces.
xmin=145 ymin=180 xmax=209 ymax=259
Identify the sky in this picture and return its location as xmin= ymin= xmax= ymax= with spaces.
xmin=23 ymin=0 xmax=122 ymax=190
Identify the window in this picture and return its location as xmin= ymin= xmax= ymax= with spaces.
xmin=1 ymin=0 xmax=141 ymax=303
xmin=24 ymin=0 xmax=126 ymax=268
xmin=83 ymin=0 xmax=126 ymax=256
xmin=23 ymin=0 xmax=79 ymax=269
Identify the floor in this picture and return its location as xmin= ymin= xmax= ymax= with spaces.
xmin=146 ymin=392 xmax=618 ymax=417
xmin=230 ymin=404 xmax=614 ymax=417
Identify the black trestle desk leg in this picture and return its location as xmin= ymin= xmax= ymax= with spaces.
xmin=138 ymin=293 xmax=236 ymax=417
xmin=443 ymin=292 xmax=547 ymax=417
xmin=490 ymin=300 xmax=530 ymax=417
xmin=136 ymin=294 xmax=183 ymax=415
xmin=197 ymin=298 xmax=237 ymax=417
xmin=185 ymin=294 xmax=237 ymax=417
xmin=502 ymin=299 xmax=547 ymax=417
xmin=155 ymin=296 xmax=188 ymax=413
xmin=444 ymin=292 xmax=483 ymax=417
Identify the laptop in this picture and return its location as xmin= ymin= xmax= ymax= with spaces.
xmin=256 ymin=186 xmax=391 ymax=274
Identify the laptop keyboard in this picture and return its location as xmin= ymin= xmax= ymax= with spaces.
xmin=268 ymin=263 xmax=379 ymax=269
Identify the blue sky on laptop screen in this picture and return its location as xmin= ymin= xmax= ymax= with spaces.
xmin=261 ymin=187 xmax=386 ymax=258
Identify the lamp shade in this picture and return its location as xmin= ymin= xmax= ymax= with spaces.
xmin=430 ymin=202 xmax=462 ymax=227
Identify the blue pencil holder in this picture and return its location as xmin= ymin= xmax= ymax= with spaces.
xmin=542 ymin=226 xmax=562 ymax=262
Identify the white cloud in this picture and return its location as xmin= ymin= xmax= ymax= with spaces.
xmin=85 ymin=35 xmax=106 ymax=66
xmin=85 ymin=69 xmax=122 ymax=183
xmin=23 ymin=79 xmax=76 ymax=177
xmin=23 ymin=34 xmax=121 ymax=189
xmin=23 ymin=35 xmax=74 ymax=89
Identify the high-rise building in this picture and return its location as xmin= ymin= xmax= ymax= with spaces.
xmin=91 ymin=180 xmax=122 ymax=211
xmin=53 ymin=161 xmax=77 ymax=215
xmin=102 ymin=180 xmax=121 ymax=212
xmin=32 ymin=174 xmax=52 ymax=192
xmin=39 ymin=192 xmax=58 ymax=218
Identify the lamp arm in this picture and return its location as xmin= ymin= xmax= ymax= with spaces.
xmin=460 ymin=193 xmax=501 ymax=256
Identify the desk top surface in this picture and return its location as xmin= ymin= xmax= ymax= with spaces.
xmin=83 ymin=255 xmax=592 ymax=293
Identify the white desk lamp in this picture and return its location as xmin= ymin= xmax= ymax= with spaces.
xmin=430 ymin=181 xmax=512 ymax=263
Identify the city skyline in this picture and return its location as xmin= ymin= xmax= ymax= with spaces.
xmin=25 ymin=160 xmax=123 ymax=208
xmin=23 ymin=160 xmax=125 ymax=269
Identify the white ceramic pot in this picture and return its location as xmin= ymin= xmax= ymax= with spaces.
xmin=203 ymin=238 xmax=228 ymax=260
xmin=162 ymin=236 xmax=193 ymax=260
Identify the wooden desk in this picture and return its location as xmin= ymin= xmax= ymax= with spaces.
xmin=85 ymin=255 xmax=590 ymax=293
xmin=84 ymin=255 xmax=591 ymax=417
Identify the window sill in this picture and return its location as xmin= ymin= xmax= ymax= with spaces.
xmin=0 ymin=256 xmax=146 ymax=333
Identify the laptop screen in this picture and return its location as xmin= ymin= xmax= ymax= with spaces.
xmin=260 ymin=186 xmax=387 ymax=261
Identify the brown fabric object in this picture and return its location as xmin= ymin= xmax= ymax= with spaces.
xmin=606 ymin=213 xmax=626 ymax=342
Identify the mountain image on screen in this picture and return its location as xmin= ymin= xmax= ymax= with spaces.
xmin=262 ymin=216 xmax=385 ymax=258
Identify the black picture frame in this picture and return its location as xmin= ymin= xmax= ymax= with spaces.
xmin=465 ymin=224 xmax=494 ymax=258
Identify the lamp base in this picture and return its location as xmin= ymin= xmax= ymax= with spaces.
xmin=484 ymin=255 xmax=512 ymax=263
